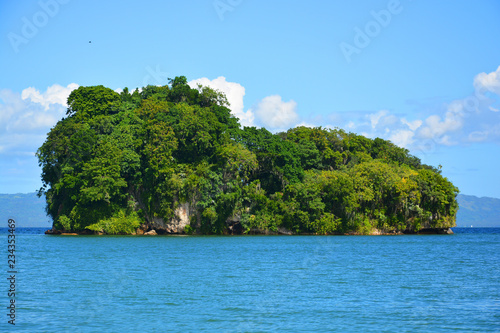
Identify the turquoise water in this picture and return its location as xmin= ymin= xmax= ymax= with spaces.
xmin=2 ymin=228 xmax=499 ymax=332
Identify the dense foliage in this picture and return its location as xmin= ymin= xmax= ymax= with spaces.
xmin=37 ymin=77 xmax=459 ymax=234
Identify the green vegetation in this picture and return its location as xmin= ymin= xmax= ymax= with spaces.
xmin=37 ymin=77 xmax=459 ymax=235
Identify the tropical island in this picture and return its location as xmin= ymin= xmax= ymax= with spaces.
xmin=38 ymin=76 xmax=459 ymax=235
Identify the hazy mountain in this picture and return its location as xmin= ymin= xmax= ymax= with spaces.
xmin=0 ymin=192 xmax=51 ymax=228
xmin=456 ymin=194 xmax=500 ymax=227
xmin=1 ymin=192 xmax=499 ymax=228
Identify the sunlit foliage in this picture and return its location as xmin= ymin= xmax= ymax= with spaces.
xmin=37 ymin=77 xmax=458 ymax=234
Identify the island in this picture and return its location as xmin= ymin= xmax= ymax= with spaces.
xmin=38 ymin=76 xmax=458 ymax=235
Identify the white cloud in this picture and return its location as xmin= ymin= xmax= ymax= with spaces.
xmin=438 ymin=135 xmax=456 ymax=146
xmin=0 ymin=89 xmax=24 ymax=129
xmin=474 ymin=65 xmax=500 ymax=95
xmin=368 ymin=110 xmax=389 ymax=129
xmin=312 ymin=67 xmax=500 ymax=150
xmin=389 ymin=129 xmax=415 ymax=148
xmin=250 ymin=95 xmax=299 ymax=130
xmin=1 ymin=84 xmax=77 ymax=156
xmin=21 ymin=83 xmax=79 ymax=110
xmin=303 ymin=67 xmax=500 ymax=151
xmin=295 ymin=121 xmax=316 ymax=128
xmin=418 ymin=110 xmax=463 ymax=140
xmin=402 ymin=118 xmax=422 ymax=131
xmin=187 ymin=77 xmax=302 ymax=130
xmin=11 ymin=111 xmax=59 ymax=132
xmin=188 ymin=76 xmax=254 ymax=126
xmin=1 ymin=84 xmax=80 ymax=192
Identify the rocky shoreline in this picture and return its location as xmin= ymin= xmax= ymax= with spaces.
xmin=45 ymin=226 xmax=454 ymax=236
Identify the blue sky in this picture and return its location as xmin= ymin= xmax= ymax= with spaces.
xmin=1 ymin=0 xmax=500 ymax=198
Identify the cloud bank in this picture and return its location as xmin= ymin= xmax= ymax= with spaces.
xmin=189 ymin=69 xmax=500 ymax=154
xmin=21 ymin=83 xmax=79 ymax=111
xmin=0 ymin=83 xmax=78 ymax=191
xmin=311 ymin=66 xmax=500 ymax=154
xmin=1 ymin=84 xmax=78 ymax=152
xmin=2 ymin=66 xmax=499 ymax=192
xmin=250 ymin=95 xmax=299 ymax=130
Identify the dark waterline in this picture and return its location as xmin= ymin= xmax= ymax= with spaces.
xmin=1 ymin=226 xmax=499 ymax=235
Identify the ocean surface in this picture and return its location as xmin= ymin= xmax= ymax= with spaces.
xmin=1 ymin=228 xmax=499 ymax=332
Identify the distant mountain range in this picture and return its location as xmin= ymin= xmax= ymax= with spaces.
xmin=0 ymin=192 xmax=51 ymax=228
xmin=1 ymin=192 xmax=499 ymax=228
xmin=456 ymin=194 xmax=500 ymax=227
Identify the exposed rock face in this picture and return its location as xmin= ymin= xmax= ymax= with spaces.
xmin=45 ymin=228 xmax=61 ymax=235
xmin=226 ymin=214 xmax=243 ymax=234
xmin=148 ymin=202 xmax=192 ymax=234
xmin=144 ymin=229 xmax=157 ymax=235
xmin=246 ymin=227 xmax=293 ymax=235
xmin=278 ymin=227 xmax=293 ymax=235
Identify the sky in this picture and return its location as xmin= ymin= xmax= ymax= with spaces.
xmin=0 ymin=0 xmax=500 ymax=198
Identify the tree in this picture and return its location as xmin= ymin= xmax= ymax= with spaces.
xmin=66 ymin=86 xmax=121 ymax=120
xmin=38 ymin=78 xmax=459 ymax=235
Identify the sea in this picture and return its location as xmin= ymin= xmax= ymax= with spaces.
xmin=1 ymin=228 xmax=499 ymax=332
